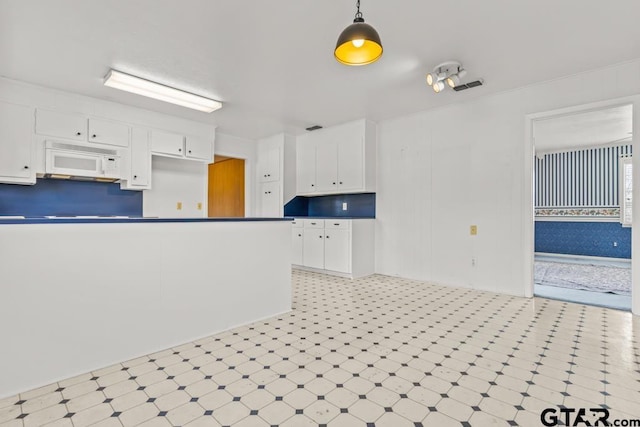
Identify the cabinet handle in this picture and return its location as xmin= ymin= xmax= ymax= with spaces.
xmin=326 ymin=235 xmax=330 ymax=239
xmin=311 ymin=184 xmax=315 ymax=187
xmin=311 ymin=222 xmax=316 ymax=225
xmin=339 ymin=181 xmax=343 ymax=184
xmin=178 ymin=148 xmax=182 ymax=152
xmin=334 ymin=223 xmax=339 ymax=226
xmin=188 ymin=150 xmax=192 ymax=153
xmin=319 ymin=235 xmax=323 ymax=238
xmin=298 ymin=234 xmax=302 ymax=237
xmin=264 ymin=174 xmax=267 ymax=177
xmin=133 ymin=175 xmax=137 ymax=179
xmin=92 ymin=134 xmax=97 ymax=138
xmin=76 ymin=132 xmax=82 ymax=136
xmin=332 ymin=182 xmax=336 ymax=185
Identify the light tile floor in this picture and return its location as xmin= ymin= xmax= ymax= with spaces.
xmin=1 ymin=270 xmax=640 ymax=427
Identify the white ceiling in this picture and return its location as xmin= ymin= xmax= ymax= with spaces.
xmin=2 ymin=1 xmax=640 ymax=140
xmin=534 ymin=105 xmax=633 ymax=153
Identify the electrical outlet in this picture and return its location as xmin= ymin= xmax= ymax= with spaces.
xmin=471 ymin=258 xmax=476 ymax=267
xmin=197 ymin=202 xmax=202 ymax=210
xmin=342 ymin=202 xmax=348 ymax=211
xmin=176 ymin=202 xmax=182 ymax=210
xmin=470 ymin=225 xmax=477 ymax=236
xmin=613 ymin=241 xmax=618 ymax=247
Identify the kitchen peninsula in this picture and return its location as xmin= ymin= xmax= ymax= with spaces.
xmin=0 ymin=217 xmax=292 ymax=398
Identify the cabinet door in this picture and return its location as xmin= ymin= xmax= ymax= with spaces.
xmin=315 ymin=138 xmax=338 ymax=192
xmin=296 ymin=136 xmax=317 ymax=194
xmin=260 ymin=181 xmax=281 ymax=217
xmin=129 ymin=128 xmax=151 ymax=187
xmin=36 ymin=109 xmax=86 ymax=141
xmin=258 ymin=144 xmax=280 ymax=182
xmin=324 ymin=228 xmax=351 ymax=273
xmin=0 ymin=102 xmax=34 ymax=183
xmin=89 ymin=118 xmax=130 ymax=147
xmin=185 ymin=136 xmax=213 ymax=161
xmin=291 ymin=227 xmax=304 ymax=265
xmin=303 ymin=229 xmax=325 ymax=269
xmin=151 ymin=130 xmax=184 ymax=157
xmin=337 ymin=130 xmax=364 ymax=191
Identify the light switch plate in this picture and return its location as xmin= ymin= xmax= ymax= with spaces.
xmin=197 ymin=202 xmax=202 ymax=210
xmin=342 ymin=202 xmax=348 ymax=211
xmin=177 ymin=202 xmax=183 ymax=210
xmin=470 ymin=225 xmax=477 ymax=235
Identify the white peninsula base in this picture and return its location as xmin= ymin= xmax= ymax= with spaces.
xmin=0 ymin=219 xmax=292 ymax=398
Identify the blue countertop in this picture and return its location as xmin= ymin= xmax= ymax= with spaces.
xmin=291 ymin=216 xmax=375 ymax=220
xmin=0 ymin=217 xmax=294 ymax=225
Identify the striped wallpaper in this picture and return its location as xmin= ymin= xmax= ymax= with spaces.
xmin=535 ymin=144 xmax=632 ymax=208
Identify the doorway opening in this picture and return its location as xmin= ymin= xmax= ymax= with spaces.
xmin=208 ymin=155 xmax=245 ymax=217
xmin=531 ymin=103 xmax=633 ymax=311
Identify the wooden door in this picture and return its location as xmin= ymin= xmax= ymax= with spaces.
xmin=208 ymin=158 xmax=245 ymax=217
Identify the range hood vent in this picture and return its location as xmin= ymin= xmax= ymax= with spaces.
xmin=47 ymin=141 xmax=119 ymax=156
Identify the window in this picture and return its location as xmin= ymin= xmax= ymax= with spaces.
xmin=620 ymin=156 xmax=633 ymax=226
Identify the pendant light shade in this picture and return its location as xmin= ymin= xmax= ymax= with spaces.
xmin=334 ymin=1 xmax=383 ymax=66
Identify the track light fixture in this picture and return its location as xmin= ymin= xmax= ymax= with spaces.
xmin=334 ymin=0 xmax=383 ymax=66
xmin=426 ymin=61 xmax=472 ymax=93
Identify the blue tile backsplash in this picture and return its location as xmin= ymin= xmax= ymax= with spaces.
xmin=285 ymin=193 xmax=375 ymax=218
xmin=0 ymin=179 xmax=143 ymax=217
xmin=535 ymin=221 xmax=631 ymax=259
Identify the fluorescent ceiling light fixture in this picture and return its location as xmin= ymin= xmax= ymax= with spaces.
xmin=103 ymin=70 xmax=222 ymax=113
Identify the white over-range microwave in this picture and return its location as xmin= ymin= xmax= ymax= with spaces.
xmin=43 ymin=141 xmax=122 ymax=182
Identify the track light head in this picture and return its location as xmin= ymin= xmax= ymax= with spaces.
xmin=446 ymin=75 xmax=460 ymax=88
xmin=433 ymin=81 xmax=445 ymax=93
xmin=426 ymin=73 xmax=435 ymax=86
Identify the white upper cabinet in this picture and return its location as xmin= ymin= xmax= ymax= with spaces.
xmin=151 ymin=130 xmax=213 ymax=162
xmin=121 ymin=127 xmax=151 ymax=190
xmin=315 ymin=138 xmax=338 ymax=192
xmin=296 ymin=134 xmax=317 ymax=194
xmin=185 ymin=135 xmax=213 ymax=161
xmin=336 ymin=124 xmax=365 ymax=191
xmin=0 ymin=102 xmax=35 ymax=184
xmin=151 ymin=130 xmax=184 ymax=157
xmin=36 ymin=109 xmax=86 ymax=142
xmin=36 ymin=109 xmax=130 ymax=147
xmin=88 ymin=118 xmax=130 ymax=147
xmin=296 ymin=119 xmax=376 ymax=196
xmin=258 ymin=142 xmax=281 ymax=183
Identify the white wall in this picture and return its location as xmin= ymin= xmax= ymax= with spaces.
xmin=215 ymin=132 xmax=257 ymax=217
xmin=143 ymin=156 xmax=208 ymax=217
xmin=376 ymin=59 xmax=640 ymax=314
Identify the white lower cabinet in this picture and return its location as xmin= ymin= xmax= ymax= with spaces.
xmin=292 ymin=218 xmax=375 ymax=278
xmin=291 ymin=221 xmax=304 ymax=266
xmin=324 ymin=226 xmax=350 ymax=273
xmin=302 ymin=220 xmax=325 ymax=269
xmin=0 ymin=102 xmax=35 ymax=185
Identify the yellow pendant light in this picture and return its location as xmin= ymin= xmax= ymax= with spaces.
xmin=334 ymin=0 xmax=383 ymax=66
